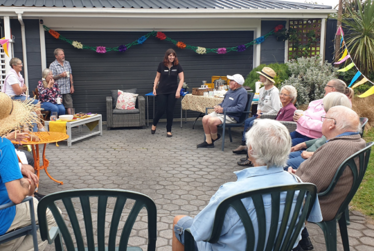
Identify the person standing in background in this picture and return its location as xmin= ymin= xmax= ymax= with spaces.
xmin=49 ymin=48 xmax=74 ymax=115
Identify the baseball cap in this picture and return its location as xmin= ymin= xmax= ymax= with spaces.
xmin=227 ymin=74 xmax=245 ymax=85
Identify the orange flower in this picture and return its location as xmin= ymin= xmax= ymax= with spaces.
xmin=49 ymin=29 xmax=60 ymax=39
xmin=176 ymin=42 xmax=186 ymax=49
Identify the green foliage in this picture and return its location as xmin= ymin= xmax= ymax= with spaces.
xmin=244 ymin=63 xmax=290 ymax=90
xmin=339 ymin=0 xmax=374 ymax=76
xmin=351 ymin=128 xmax=374 ymax=219
xmin=281 ymin=56 xmax=338 ymax=106
xmin=288 ymin=29 xmax=318 ymax=59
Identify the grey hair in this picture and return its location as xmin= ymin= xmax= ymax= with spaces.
xmin=328 ymin=106 xmax=361 ymax=132
xmin=281 ymin=85 xmax=297 ymax=103
xmin=328 ymin=79 xmax=354 ymax=99
xmin=41 ymin=68 xmax=51 ymax=88
xmin=54 ymin=48 xmax=64 ymax=56
xmin=245 ymin=119 xmax=291 ymax=167
xmin=9 ymin=57 xmax=21 ymax=68
xmin=323 ymin=92 xmax=352 ymax=112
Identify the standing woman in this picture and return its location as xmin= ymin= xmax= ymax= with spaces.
xmin=151 ymin=49 xmax=184 ymax=137
xmin=37 ymin=68 xmax=66 ymax=116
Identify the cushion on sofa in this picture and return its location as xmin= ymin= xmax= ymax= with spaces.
xmin=111 ymin=88 xmax=137 ymax=109
xmin=113 ymin=108 xmax=140 ymax=114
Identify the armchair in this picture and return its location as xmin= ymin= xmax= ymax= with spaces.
xmin=106 ymin=94 xmax=145 ymax=130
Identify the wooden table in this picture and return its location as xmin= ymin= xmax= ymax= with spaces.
xmin=181 ymin=94 xmax=224 ymax=128
xmin=14 ymin=132 xmax=69 ymax=185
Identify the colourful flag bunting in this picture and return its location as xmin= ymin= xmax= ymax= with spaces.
xmin=359 ymin=86 xmax=374 ymax=98
xmin=340 ymin=36 xmax=343 ymax=47
xmin=0 ymin=37 xmax=9 ymax=57
xmin=349 ymin=71 xmax=362 ymax=87
xmin=336 ymin=26 xmax=344 ymax=36
xmin=352 ymin=78 xmax=368 ymax=89
xmin=334 ymin=55 xmax=350 ymax=65
xmin=337 ymin=62 xmax=355 ymax=72
xmin=338 ymin=49 xmax=348 ymax=61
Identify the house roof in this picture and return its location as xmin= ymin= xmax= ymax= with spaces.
xmin=0 ymin=0 xmax=332 ymax=10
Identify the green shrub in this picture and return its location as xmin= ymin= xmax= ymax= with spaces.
xmin=244 ymin=63 xmax=290 ymax=90
xmin=281 ymin=56 xmax=338 ymax=106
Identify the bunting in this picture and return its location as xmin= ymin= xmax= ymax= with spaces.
xmin=0 ymin=38 xmax=9 ymax=57
xmin=335 ymin=26 xmax=374 ymax=97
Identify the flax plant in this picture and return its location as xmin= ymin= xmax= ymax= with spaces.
xmin=340 ymin=0 xmax=374 ymax=76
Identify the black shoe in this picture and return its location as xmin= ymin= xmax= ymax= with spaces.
xmin=212 ymin=134 xmax=221 ymax=143
xmin=292 ymin=244 xmax=304 ymax=251
xmin=34 ymin=192 xmax=46 ymax=201
xmin=240 ymin=157 xmax=248 ymax=162
xmin=237 ymin=159 xmax=253 ymax=167
xmin=299 ymin=236 xmax=313 ymax=250
xmin=197 ymin=141 xmax=214 ymax=148
xmin=167 ymin=132 xmax=173 ymax=137
xmin=232 ymin=145 xmax=248 ymax=154
xmin=151 ymin=126 xmax=156 ymax=134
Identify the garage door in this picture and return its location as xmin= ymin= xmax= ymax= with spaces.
xmin=45 ymin=30 xmax=254 ymax=121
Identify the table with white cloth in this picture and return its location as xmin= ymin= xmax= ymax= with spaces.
xmin=181 ymin=94 xmax=224 ymax=128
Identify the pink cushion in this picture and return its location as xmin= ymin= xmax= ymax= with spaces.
xmin=115 ymin=90 xmax=138 ymax=110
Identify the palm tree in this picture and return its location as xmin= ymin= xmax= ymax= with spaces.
xmin=339 ymin=0 xmax=374 ymax=75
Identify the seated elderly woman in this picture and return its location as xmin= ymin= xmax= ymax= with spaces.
xmin=233 ymin=67 xmax=283 ymax=154
xmin=236 ymin=85 xmax=297 ymax=166
xmin=290 ymin=79 xmax=352 ymax=146
xmin=172 ymin=119 xmax=322 ymax=251
xmin=286 ymin=92 xmax=352 ymax=169
xmin=37 ymin=68 xmax=65 ymax=116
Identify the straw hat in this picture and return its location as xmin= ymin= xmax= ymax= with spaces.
xmin=256 ymin=67 xmax=276 ymax=83
xmin=0 ymin=92 xmax=39 ymax=136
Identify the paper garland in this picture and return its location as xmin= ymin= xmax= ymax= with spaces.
xmin=0 ymin=38 xmax=9 ymax=57
xmin=335 ymin=26 xmax=374 ymax=97
xmin=43 ymin=24 xmax=283 ymax=55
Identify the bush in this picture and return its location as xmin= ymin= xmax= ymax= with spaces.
xmin=281 ymin=56 xmax=338 ymax=106
xmin=244 ymin=63 xmax=290 ymax=91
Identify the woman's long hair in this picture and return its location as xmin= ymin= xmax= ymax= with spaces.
xmin=163 ymin=48 xmax=179 ymax=67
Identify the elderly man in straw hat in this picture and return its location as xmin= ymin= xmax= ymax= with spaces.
xmin=233 ymin=67 xmax=281 ymax=158
xmin=0 ymin=92 xmax=56 ymax=251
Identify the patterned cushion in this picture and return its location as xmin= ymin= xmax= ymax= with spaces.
xmin=111 ymin=88 xmax=137 ymax=109
xmin=116 ymin=90 xmax=138 ymax=110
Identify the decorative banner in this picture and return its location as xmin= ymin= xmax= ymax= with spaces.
xmin=338 ymin=49 xmax=348 ymax=61
xmin=43 ymin=24 xmax=283 ymax=55
xmin=352 ymin=78 xmax=368 ymax=89
xmin=349 ymin=71 xmax=362 ymax=87
xmin=337 ymin=62 xmax=355 ymax=72
xmin=334 ymin=55 xmax=350 ymax=65
xmin=358 ymin=86 xmax=374 ymax=98
xmin=336 ymin=26 xmax=344 ymax=36
xmin=340 ymin=36 xmax=343 ymax=47
xmin=0 ymin=37 xmax=9 ymax=57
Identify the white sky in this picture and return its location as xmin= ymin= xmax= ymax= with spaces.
xmin=285 ymin=0 xmax=340 ymax=8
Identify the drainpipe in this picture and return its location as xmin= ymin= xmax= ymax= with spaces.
xmin=17 ymin=12 xmax=29 ymax=95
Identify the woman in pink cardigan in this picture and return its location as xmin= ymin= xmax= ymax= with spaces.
xmin=290 ymin=79 xmax=353 ymax=146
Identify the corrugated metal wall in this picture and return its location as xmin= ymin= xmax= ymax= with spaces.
xmin=45 ymin=30 xmax=254 ymax=121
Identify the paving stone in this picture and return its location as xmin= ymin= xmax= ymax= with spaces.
xmin=360 ymin=237 xmax=374 ymax=246
xmin=356 ymin=245 xmax=374 ymax=251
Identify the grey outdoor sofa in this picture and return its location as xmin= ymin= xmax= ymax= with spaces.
xmin=106 ymin=93 xmax=146 ymax=130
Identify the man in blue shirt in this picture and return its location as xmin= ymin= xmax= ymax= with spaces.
xmin=197 ymin=74 xmax=248 ymax=148
xmin=174 ymin=119 xmax=322 ymax=251
xmin=0 ymin=92 xmax=56 ymax=251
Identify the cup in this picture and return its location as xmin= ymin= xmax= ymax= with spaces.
xmin=294 ymin=110 xmax=304 ymax=116
xmin=203 ymin=92 xmax=209 ymax=97
xmin=56 ymin=97 xmax=62 ymax=104
xmin=66 ymin=71 xmax=70 ymax=78
xmin=202 ymin=80 xmax=207 ymax=85
xmin=50 ymin=112 xmax=58 ymax=121
xmin=70 ymin=108 xmax=75 ymax=116
xmin=209 ymin=91 xmax=214 ymax=97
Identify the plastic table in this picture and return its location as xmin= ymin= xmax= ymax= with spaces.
xmin=145 ymin=92 xmax=188 ymax=128
xmin=13 ymin=132 xmax=69 ymax=185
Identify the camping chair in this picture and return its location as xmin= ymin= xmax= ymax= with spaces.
xmin=37 ymin=189 xmax=157 ymax=251
xmin=314 ymin=142 xmax=373 ymax=251
xmin=205 ymin=92 xmax=254 ymax=151
xmin=0 ymin=196 xmax=39 ymax=251
xmin=184 ymin=183 xmax=318 ymax=251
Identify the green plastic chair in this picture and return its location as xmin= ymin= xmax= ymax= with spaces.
xmin=37 ymin=189 xmax=157 ymax=251
xmin=184 ymin=183 xmax=317 ymax=251
xmin=314 ymin=142 xmax=373 ymax=251
xmin=0 ymin=196 xmax=39 ymax=251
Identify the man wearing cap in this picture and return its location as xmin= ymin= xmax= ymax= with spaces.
xmin=233 ymin=67 xmax=281 ymax=160
xmin=197 ymin=74 xmax=248 ymax=148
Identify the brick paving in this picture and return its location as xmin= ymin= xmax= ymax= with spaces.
xmin=38 ymin=121 xmax=374 ymax=251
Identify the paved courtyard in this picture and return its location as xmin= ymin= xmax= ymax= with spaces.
xmin=37 ymin=121 xmax=374 ymax=251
